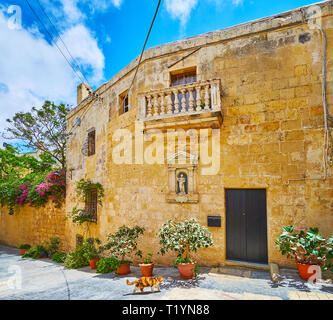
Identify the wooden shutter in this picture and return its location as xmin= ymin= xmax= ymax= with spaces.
xmin=85 ymin=189 xmax=98 ymax=221
xmin=88 ymin=130 xmax=95 ymax=156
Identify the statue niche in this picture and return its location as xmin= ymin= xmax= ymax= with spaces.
xmin=166 ymin=151 xmax=199 ymax=203
xmin=176 ymin=172 xmax=188 ymax=195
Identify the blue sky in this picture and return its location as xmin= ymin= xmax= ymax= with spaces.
xmin=0 ymin=0 xmax=321 ymax=147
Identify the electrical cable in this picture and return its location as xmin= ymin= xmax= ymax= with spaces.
xmin=286 ymin=21 xmax=330 ymax=185
xmin=25 ymin=0 xmax=86 ymax=84
xmin=68 ymin=0 xmax=162 ymax=136
xmin=35 ymin=0 xmax=90 ymax=85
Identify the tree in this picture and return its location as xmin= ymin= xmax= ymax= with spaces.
xmin=158 ymin=219 xmax=214 ymax=260
xmin=0 ymin=145 xmax=65 ymax=214
xmin=0 ymin=145 xmax=56 ymax=180
xmin=3 ymin=101 xmax=70 ymax=169
xmin=104 ymin=225 xmax=145 ymax=261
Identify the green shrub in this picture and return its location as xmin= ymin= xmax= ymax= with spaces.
xmin=43 ymin=237 xmax=61 ymax=257
xmin=81 ymin=238 xmax=103 ymax=261
xmin=18 ymin=244 xmax=31 ymax=250
xmin=95 ymin=257 xmax=131 ymax=274
xmin=63 ymin=246 xmax=89 ymax=269
xmin=22 ymin=245 xmax=46 ymax=259
xmin=51 ymin=252 xmax=67 ymax=263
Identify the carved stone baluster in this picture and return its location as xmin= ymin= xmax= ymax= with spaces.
xmin=146 ymin=95 xmax=152 ymax=117
xmin=166 ymin=91 xmax=173 ymax=114
xmin=180 ymin=88 xmax=186 ymax=113
xmin=196 ymin=86 xmax=202 ymax=111
xmin=153 ymin=93 xmax=159 ymax=116
xmin=160 ymin=92 xmax=165 ymax=115
xmin=173 ymin=89 xmax=179 ymax=113
xmin=204 ymin=85 xmax=210 ymax=110
xmin=189 ymin=88 xmax=194 ymax=112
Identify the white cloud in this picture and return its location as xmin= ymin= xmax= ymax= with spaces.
xmin=165 ymin=0 xmax=198 ymax=26
xmin=232 ymin=0 xmax=244 ymax=5
xmin=165 ymin=0 xmax=244 ymax=25
xmin=111 ymin=0 xmax=124 ymax=9
xmin=0 ymin=5 xmax=105 ymax=146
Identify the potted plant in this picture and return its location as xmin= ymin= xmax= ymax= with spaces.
xmin=22 ymin=245 xmax=48 ymax=259
xmin=158 ymin=218 xmax=214 ymax=279
xmin=276 ymin=225 xmax=333 ymax=281
xmin=103 ymin=225 xmax=145 ymax=275
xmin=43 ymin=237 xmax=61 ymax=259
xmin=82 ymin=238 xmax=103 ymax=269
xmin=96 ymin=257 xmax=120 ymax=274
xmin=18 ymin=244 xmax=31 ymax=255
xmin=139 ymin=253 xmax=154 ymax=277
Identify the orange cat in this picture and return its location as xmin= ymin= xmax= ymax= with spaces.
xmin=126 ymin=276 xmax=163 ymax=293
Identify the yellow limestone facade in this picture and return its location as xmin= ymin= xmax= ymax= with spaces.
xmin=1 ymin=2 xmax=333 ymax=268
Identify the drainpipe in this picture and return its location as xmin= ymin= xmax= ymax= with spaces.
xmin=285 ymin=23 xmax=330 ymax=185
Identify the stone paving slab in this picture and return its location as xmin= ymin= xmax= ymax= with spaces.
xmin=1 ymin=245 xmax=333 ymax=300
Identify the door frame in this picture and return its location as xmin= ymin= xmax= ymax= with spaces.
xmin=223 ymin=187 xmax=270 ymax=266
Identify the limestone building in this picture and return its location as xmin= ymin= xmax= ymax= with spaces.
xmin=2 ymin=1 xmax=332 ymax=269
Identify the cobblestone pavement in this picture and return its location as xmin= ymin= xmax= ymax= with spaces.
xmin=1 ymin=245 xmax=332 ymax=300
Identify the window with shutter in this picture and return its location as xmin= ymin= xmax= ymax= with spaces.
xmin=88 ymin=130 xmax=95 ymax=156
xmin=85 ymin=189 xmax=98 ymax=222
xmin=170 ymin=68 xmax=197 ymax=112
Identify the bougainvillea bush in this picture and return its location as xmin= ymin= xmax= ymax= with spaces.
xmin=0 ymin=145 xmax=66 ymax=214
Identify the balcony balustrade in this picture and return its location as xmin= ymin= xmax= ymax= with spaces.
xmin=138 ymin=79 xmax=222 ymax=130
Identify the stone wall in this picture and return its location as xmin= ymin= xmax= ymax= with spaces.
xmin=65 ymin=3 xmax=333 ymax=268
xmin=0 ymin=204 xmax=67 ymax=251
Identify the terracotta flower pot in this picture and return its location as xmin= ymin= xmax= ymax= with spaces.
xmin=117 ymin=263 xmax=131 ymax=275
xmin=139 ymin=263 xmax=154 ymax=277
xmin=20 ymin=249 xmax=27 ymax=256
xmin=89 ymin=258 xmax=100 ymax=270
xmin=297 ymin=262 xmax=319 ymax=281
xmin=178 ymin=263 xmax=196 ymax=279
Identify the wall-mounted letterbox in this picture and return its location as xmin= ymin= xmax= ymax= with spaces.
xmin=207 ymin=216 xmax=222 ymax=227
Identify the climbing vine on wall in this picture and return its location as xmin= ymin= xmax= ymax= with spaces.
xmin=70 ymin=179 xmax=104 ymax=225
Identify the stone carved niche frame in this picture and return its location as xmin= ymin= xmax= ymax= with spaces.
xmin=166 ymin=151 xmax=199 ymax=203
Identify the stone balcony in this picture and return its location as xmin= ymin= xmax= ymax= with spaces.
xmin=138 ymin=79 xmax=223 ymax=130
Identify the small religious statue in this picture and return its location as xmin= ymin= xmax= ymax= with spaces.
xmin=177 ymin=173 xmax=187 ymax=194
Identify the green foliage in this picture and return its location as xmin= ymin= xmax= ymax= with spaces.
xmin=51 ymin=252 xmax=67 ymax=263
xmin=43 ymin=237 xmax=61 ymax=257
xmin=69 ymin=179 xmax=104 ymax=225
xmin=0 ymin=144 xmax=66 ymax=215
xmin=0 ymin=145 xmax=61 ymax=214
xmin=276 ymin=225 xmax=333 ymax=271
xmin=173 ymin=257 xmax=192 ymax=267
xmin=143 ymin=253 xmax=153 ymax=264
xmin=76 ymin=179 xmax=104 ymax=206
xmin=22 ymin=245 xmax=47 ymax=259
xmin=0 ymin=145 xmax=56 ymax=180
xmin=70 ymin=207 xmax=96 ymax=225
xmin=96 ymin=257 xmax=123 ymax=274
xmin=104 ymin=225 xmax=145 ymax=260
xmin=3 ymin=101 xmax=70 ymax=169
xmin=158 ymin=218 xmax=214 ymax=262
xmin=63 ymin=246 xmax=89 ymax=269
xmin=18 ymin=244 xmax=31 ymax=250
xmin=81 ymin=238 xmax=103 ymax=260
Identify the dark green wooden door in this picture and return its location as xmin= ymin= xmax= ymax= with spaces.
xmin=226 ymin=189 xmax=268 ymax=264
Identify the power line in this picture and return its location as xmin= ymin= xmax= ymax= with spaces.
xmin=24 ymin=0 xmax=87 ymax=85
xmin=127 ymin=0 xmax=162 ymax=97
xmin=35 ymin=0 xmax=90 ymax=85
xmin=69 ymin=0 xmax=162 ymax=135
